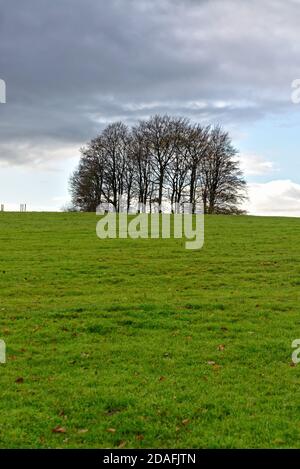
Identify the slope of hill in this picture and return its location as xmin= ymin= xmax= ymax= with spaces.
xmin=0 ymin=212 xmax=299 ymax=448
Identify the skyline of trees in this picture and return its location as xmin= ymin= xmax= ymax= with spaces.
xmin=70 ymin=115 xmax=247 ymax=214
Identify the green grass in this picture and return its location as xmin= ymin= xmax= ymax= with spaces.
xmin=1 ymin=212 xmax=300 ymax=448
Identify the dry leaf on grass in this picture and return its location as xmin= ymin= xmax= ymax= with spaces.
xmin=52 ymin=425 xmax=67 ymax=434
xmin=118 ymin=440 xmax=127 ymax=448
xmin=107 ymin=428 xmax=116 ymax=433
xmin=213 ymin=364 xmax=221 ymax=370
xmin=15 ymin=377 xmax=24 ymax=384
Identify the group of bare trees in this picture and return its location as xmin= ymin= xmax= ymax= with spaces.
xmin=70 ymin=115 xmax=246 ymax=214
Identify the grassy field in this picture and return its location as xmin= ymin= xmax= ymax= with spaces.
xmin=1 ymin=212 xmax=300 ymax=448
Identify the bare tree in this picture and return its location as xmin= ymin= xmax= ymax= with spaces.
xmin=100 ymin=122 xmax=130 ymax=211
xmin=70 ymin=137 xmax=105 ymax=211
xmin=140 ymin=115 xmax=186 ymax=210
xmin=200 ymin=126 xmax=246 ymax=214
xmin=166 ymin=120 xmax=191 ymax=211
xmin=131 ymin=125 xmax=153 ymax=211
xmin=181 ymin=124 xmax=211 ymax=213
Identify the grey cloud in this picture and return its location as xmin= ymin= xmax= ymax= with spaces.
xmin=0 ymin=0 xmax=299 ymax=166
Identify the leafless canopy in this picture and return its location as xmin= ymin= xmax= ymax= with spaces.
xmin=70 ymin=115 xmax=246 ymax=214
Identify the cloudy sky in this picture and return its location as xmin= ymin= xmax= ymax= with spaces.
xmin=0 ymin=0 xmax=300 ymax=214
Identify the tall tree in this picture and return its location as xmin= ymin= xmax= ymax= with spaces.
xmin=166 ymin=120 xmax=191 ymax=211
xmin=140 ymin=115 xmax=185 ymax=210
xmin=200 ymin=126 xmax=246 ymax=214
xmin=185 ymin=124 xmax=211 ymax=213
xmin=100 ymin=122 xmax=130 ymax=211
xmin=70 ymin=137 xmax=105 ymax=212
xmin=131 ymin=125 xmax=153 ymax=211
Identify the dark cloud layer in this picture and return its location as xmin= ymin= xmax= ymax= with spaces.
xmin=0 ymin=0 xmax=299 ymax=166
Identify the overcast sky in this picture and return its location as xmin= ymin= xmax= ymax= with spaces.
xmin=0 ymin=0 xmax=300 ymax=214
